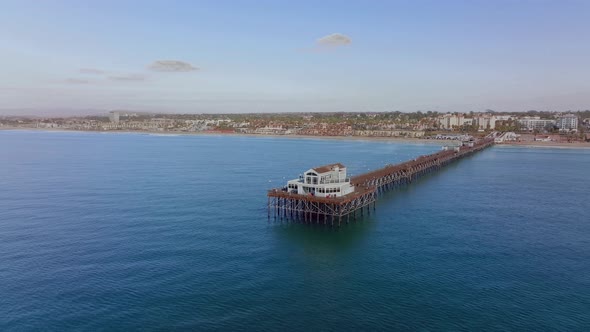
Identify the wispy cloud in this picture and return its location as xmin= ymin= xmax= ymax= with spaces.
xmin=108 ymin=74 xmax=147 ymax=81
xmin=298 ymin=33 xmax=352 ymax=53
xmin=149 ymin=60 xmax=198 ymax=72
xmin=65 ymin=78 xmax=90 ymax=84
xmin=316 ymin=33 xmax=352 ymax=48
xmin=79 ymin=68 xmax=106 ymax=75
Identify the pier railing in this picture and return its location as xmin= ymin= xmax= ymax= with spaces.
xmin=350 ymin=138 xmax=494 ymax=192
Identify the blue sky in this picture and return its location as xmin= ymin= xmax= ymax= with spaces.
xmin=1 ymin=0 xmax=589 ymax=114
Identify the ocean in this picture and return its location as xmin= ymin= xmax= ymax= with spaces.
xmin=1 ymin=130 xmax=589 ymax=331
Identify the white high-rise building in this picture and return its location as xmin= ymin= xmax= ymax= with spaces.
xmin=109 ymin=111 xmax=120 ymax=123
xmin=556 ymin=114 xmax=578 ymax=131
xmin=474 ymin=115 xmax=497 ymax=130
xmin=439 ymin=114 xmax=473 ymax=130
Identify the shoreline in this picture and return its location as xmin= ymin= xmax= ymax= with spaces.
xmin=0 ymin=127 xmax=458 ymax=145
xmin=2 ymin=127 xmax=590 ymax=149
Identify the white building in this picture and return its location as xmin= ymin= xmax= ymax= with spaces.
xmin=474 ymin=115 xmax=497 ymax=130
xmin=494 ymin=115 xmax=513 ymax=121
xmin=108 ymin=111 xmax=120 ymax=123
xmin=518 ymin=116 xmax=555 ymax=131
xmin=438 ymin=114 xmax=497 ymax=130
xmin=255 ymin=126 xmax=287 ymax=135
xmin=286 ymin=163 xmax=355 ymax=198
xmin=439 ymin=114 xmax=473 ymax=130
xmin=556 ymin=114 xmax=578 ymax=131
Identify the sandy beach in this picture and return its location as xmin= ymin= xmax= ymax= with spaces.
xmin=0 ymin=127 xmax=459 ymax=145
xmin=3 ymin=127 xmax=590 ymax=149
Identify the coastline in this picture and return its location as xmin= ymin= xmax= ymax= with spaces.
xmin=2 ymin=126 xmax=590 ymax=149
xmin=0 ymin=127 xmax=459 ymax=145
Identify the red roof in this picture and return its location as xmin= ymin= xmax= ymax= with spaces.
xmin=312 ymin=163 xmax=345 ymax=173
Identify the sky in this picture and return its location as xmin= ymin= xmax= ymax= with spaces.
xmin=1 ymin=0 xmax=590 ymax=115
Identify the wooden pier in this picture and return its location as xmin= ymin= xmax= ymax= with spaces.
xmin=267 ymin=138 xmax=495 ymax=225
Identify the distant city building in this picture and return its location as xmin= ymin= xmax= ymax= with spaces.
xmin=494 ymin=115 xmax=513 ymax=121
xmin=439 ymin=114 xmax=471 ymax=129
xmin=556 ymin=114 xmax=578 ymax=131
xmin=518 ymin=117 xmax=555 ymax=131
xmin=108 ymin=111 xmax=120 ymax=123
xmin=255 ymin=126 xmax=287 ymax=135
xmin=474 ymin=115 xmax=497 ymax=130
xmin=438 ymin=114 xmax=496 ymax=130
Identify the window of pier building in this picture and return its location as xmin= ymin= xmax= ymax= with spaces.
xmin=302 ymin=186 xmax=315 ymax=193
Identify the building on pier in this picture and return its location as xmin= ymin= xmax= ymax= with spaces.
xmin=286 ymin=163 xmax=355 ymax=197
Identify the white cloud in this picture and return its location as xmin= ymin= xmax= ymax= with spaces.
xmin=316 ymin=33 xmax=352 ymax=48
xmin=149 ymin=60 xmax=198 ymax=72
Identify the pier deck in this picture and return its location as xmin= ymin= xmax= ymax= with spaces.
xmin=268 ymin=138 xmax=494 ymax=225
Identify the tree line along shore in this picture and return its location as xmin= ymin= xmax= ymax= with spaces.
xmin=1 ymin=111 xmax=589 ymax=147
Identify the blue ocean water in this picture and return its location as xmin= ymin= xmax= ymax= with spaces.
xmin=0 ymin=130 xmax=589 ymax=331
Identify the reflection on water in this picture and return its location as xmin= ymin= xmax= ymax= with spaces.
xmin=269 ymin=159 xmax=464 ymax=253
xmin=271 ymin=215 xmax=376 ymax=253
